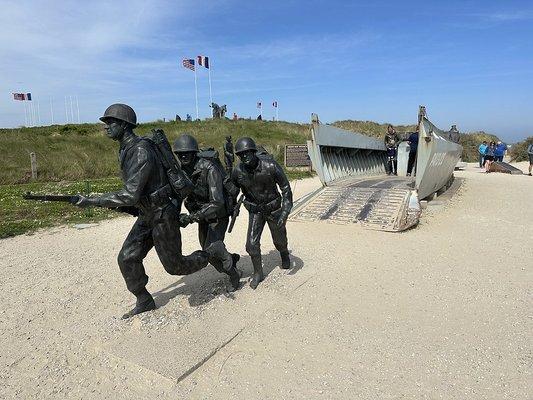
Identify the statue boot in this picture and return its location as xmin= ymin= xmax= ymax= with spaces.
xmin=122 ymin=288 xmax=156 ymax=319
xmin=280 ymin=251 xmax=291 ymax=269
xmin=249 ymin=255 xmax=264 ymax=289
xmin=227 ymin=253 xmax=242 ymax=291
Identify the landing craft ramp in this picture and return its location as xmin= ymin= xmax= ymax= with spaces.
xmin=290 ymin=108 xmax=462 ymax=232
xmin=291 ymin=175 xmax=420 ymax=231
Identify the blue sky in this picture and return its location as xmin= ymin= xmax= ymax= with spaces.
xmin=1 ymin=0 xmax=532 ymax=141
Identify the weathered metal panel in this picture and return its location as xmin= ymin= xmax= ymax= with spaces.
xmin=309 ymin=121 xmax=387 ymax=186
xmin=415 ymin=116 xmax=463 ymax=199
xmin=397 ymin=142 xmax=410 ymax=177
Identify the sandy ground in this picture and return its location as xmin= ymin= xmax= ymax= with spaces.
xmin=1 ymin=163 xmax=532 ymax=399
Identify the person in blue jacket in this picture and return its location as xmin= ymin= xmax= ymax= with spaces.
xmin=494 ymin=141 xmax=507 ymax=162
xmin=478 ymin=141 xmax=487 ymax=168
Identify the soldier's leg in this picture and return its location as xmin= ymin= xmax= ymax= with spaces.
xmin=246 ymin=212 xmax=267 ymax=289
xmin=153 ymin=205 xmax=209 ymax=275
xmin=117 ymin=218 xmax=157 ymax=318
xmin=266 ymin=210 xmax=291 ymax=269
xmin=202 ymin=217 xmax=241 ymax=290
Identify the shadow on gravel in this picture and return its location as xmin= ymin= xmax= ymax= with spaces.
xmin=151 ymin=250 xmax=305 ymax=309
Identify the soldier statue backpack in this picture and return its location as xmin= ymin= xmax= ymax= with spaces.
xmin=198 ymin=147 xmax=240 ymax=214
xmin=144 ymin=129 xmax=193 ymax=199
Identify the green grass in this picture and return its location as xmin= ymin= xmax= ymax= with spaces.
xmin=0 ymin=177 xmax=123 ymax=239
xmin=0 ymin=120 xmax=310 ymax=185
xmin=0 ymin=170 xmax=313 ymax=240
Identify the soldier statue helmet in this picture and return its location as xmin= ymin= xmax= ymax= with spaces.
xmin=99 ymin=104 xmax=137 ymax=141
xmin=173 ymin=134 xmax=199 ymax=167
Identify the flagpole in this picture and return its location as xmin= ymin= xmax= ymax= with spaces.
xmin=65 ymin=96 xmax=69 ymax=123
xmin=50 ymin=96 xmax=54 ymax=125
xmin=29 ymin=101 xmax=34 ymax=126
xmin=37 ymin=100 xmax=41 ymax=125
xmin=76 ymin=95 xmax=80 ymax=123
xmin=70 ymin=95 xmax=75 ymax=123
xmin=23 ymin=100 xmax=28 ymax=127
xmin=208 ymin=64 xmax=213 ymax=105
xmin=194 ymin=65 xmax=199 ymax=120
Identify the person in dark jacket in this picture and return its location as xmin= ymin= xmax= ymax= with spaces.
xmin=406 ymin=130 xmax=419 ymax=176
xmin=173 ymin=134 xmax=242 ymax=291
xmin=384 ymin=125 xmax=400 ymax=175
xmin=484 ymin=141 xmax=496 ymax=172
xmin=231 ymin=137 xmax=293 ymax=289
xmin=75 ymin=104 xmax=209 ymax=318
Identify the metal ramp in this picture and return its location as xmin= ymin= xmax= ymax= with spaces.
xmin=290 ymin=176 xmax=421 ymax=232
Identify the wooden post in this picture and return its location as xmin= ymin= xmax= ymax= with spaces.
xmin=30 ymin=152 xmax=37 ymax=180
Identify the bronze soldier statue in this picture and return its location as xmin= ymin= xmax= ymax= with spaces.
xmin=172 ymin=134 xmax=242 ymax=291
xmin=75 ymin=104 xmax=209 ymax=318
xmin=223 ymin=136 xmax=235 ymax=173
xmin=231 ymin=137 xmax=293 ymax=289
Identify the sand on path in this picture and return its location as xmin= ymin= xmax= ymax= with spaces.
xmin=1 ymin=163 xmax=531 ymax=399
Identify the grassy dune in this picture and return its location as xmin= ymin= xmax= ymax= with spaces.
xmin=509 ymin=136 xmax=533 ymax=162
xmin=0 ymin=119 xmax=310 ymax=185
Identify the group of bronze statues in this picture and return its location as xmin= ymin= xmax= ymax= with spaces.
xmin=74 ymin=104 xmax=293 ymax=318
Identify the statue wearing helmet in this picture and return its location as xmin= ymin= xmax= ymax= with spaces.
xmin=231 ymin=137 xmax=293 ymax=289
xmin=74 ymin=104 xmax=209 ymax=318
xmin=172 ymin=134 xmax=242 ymax=291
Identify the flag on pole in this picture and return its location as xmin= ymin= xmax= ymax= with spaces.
xmin=13 ymin=93 xmax=31 ymax=101
xmin=197 ymin=55 xmax=209 ymax=69
xmin=182 ymin=59 xmax=195 ymax=71
xmin=257 ymin=102 xmax=262 ymax=108
xmin=272 ymin=101 xmax=278 ymax=108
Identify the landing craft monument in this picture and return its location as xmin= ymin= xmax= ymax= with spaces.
xmin=290 ymin=106 xmax=462 ymax=231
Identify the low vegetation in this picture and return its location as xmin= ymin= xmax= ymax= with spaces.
xmin=509 ymin=136 xmax=533 ymax=162
xmin=0 ymin=119 xmax=310 ymax=185
xmin=458 ymin=131 xmax=500 ymax=162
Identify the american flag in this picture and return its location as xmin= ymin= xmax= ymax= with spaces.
xmin=197 ymin=55 xmax=209 ymax=69
xmin=182 ymin=59 xmax=195 ymax=71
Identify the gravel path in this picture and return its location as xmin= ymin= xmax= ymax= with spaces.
xmin=1 ymin=163 xmax=531 ymax=399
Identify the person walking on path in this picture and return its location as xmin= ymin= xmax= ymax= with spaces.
xmin=484 ymin=141 xmax=496 ymax=172
xmin=478 ymin=141 xmax=488 ymax=168
xmin=495 ymin=141 xmax=507 ymax=162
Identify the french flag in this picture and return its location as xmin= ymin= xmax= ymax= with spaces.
xmin=197 ymin=55 xmax=209 ymax=69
